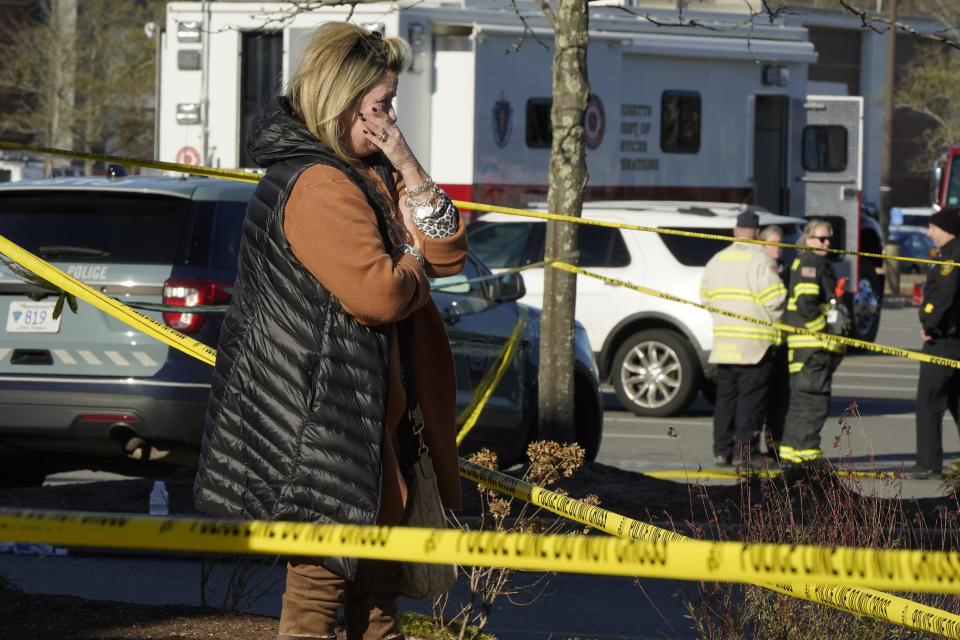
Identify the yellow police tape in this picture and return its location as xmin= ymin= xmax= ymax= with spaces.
xmin=0 ymin=140 xmax=260 ymax=183
xmin=456 ymin=309 xmax=527 ymax=445
xmin=455 ymin=200 xmax=958 ymax=269
xmin=644 ymin=468 xmax=898 ymax=480
xmin=646 ymin=468 xmax=755 ymax=480
xmin=1 ymin=139 xmax=950 ymax=270
xmin=0 ymin=235 xmax=217 ymax=366
xmin=552 ymin=262 xmax=960 ymax=371
xmin=459 ymin=459 xmax=960 ymax=637
xmin=7 ymin=507 xmax=960 ymax=598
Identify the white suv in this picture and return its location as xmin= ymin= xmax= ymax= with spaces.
xmin=466 ymin=201 xmax=803 ymax=416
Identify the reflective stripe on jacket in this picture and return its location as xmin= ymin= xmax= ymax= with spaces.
xmin=784 ymin=251 xmax=844 ymax=362
xmin=701 ymin=243 xmax=787 ymax=365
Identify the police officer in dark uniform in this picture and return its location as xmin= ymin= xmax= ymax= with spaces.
xmin=905 ymin=207 xmax=960 ymax=480
xmin=779 ymin=219 xmax=848 ymax=464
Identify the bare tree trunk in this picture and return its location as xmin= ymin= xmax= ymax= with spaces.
xmin=46 ymin=0 xmax=76 ymax=177
xmin=537 ymin=0 xmax=589 ymax=443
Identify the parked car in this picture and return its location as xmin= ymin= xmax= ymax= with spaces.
xmin=890 ymin=206 xmax=935 ymax=230
xmin=0 ymin=176 xmax=602 ymax=487
xmin=888 ymin=228 xmax=937 ymax=273
xmin=467 ymin=201 xmax=804 ymax=417
xmin=433 ymin=252 xmax=603 ymax=467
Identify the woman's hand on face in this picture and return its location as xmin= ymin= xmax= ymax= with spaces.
xmin=360 ymin=105 xmax=418 ymax=175
xmin=360 ymin=104 xmax=427 ymax=255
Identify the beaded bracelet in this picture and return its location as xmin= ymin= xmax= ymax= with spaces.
xmin=404 ymin=185 xmax=442 ymax=210
xmin=405 ymin=177 xmax=436 ymax=199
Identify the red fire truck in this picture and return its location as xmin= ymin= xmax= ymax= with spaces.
xmin=932 ymin=147 xmax=960 ymax=210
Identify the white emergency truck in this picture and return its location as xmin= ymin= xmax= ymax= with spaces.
xmin=155 ymin=0 xmax=883 ymax=340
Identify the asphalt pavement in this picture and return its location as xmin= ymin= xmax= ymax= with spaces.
xmin=596 ymin=305 xmax=955 ymax=501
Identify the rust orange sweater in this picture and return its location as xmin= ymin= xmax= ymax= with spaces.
xmin=284 ymin=164 xmax=467 ymax=525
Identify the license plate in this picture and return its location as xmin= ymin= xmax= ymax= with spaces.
xmin=6 ymin=301 xmax=61 ymax=333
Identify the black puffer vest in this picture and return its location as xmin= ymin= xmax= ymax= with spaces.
xmin=194 ymin=97 xmax=396 ymax=579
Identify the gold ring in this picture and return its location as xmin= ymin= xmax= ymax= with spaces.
xmin=376 ymin=131 xmax=388 ymax=142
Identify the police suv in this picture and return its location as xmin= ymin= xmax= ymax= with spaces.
xmin=0 ymin=176 xmax=602 ymax=486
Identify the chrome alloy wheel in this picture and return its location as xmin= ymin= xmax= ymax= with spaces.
xmin=619 ymin=339 xmax=683 ymax=410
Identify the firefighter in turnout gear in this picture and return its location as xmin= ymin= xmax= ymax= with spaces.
xmin=905 ymin=207 xmax=960 ymax=480
xmin=779 ymin=219 xmax=848 ymax=465
xmin=700 ymin=211 xmax=787 ymax=466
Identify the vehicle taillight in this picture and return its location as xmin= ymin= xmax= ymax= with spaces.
xmin=162 ymin=278 xmax=232 ymax=334
xmin=80 ymin=414 xmax=138 ymax=422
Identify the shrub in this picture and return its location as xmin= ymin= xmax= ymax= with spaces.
xmin=671 ymin=403 xmax=960 ymax=639
xmin=430 ymin=440 xmax=598 ymax=640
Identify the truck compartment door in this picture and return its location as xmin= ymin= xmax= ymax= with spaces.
xmin=753 ymin=95 xmax=790 ymax=215
xmin=795 ymin=95 xmax=864 ymax=289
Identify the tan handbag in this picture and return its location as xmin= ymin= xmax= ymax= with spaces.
xmin=398 ymin=407 xmax=458 ymax=599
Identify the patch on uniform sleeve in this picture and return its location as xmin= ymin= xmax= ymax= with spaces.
xmin=941 ymin=264 xmax=955 ymax=276
xmin=925 ymin=302 xmax=935 ymax=314
xmin=801 ymin=266 xmax=816 ymax=278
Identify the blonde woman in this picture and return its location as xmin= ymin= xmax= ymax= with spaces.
xmin=778 ymin=219 xmax=844 ymax=466
xmin=194 ymin=23 xmax=466 ymax=640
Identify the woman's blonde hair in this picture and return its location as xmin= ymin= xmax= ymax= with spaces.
xmin=802 ymin=218 xmax=833 ymax=243
xmin=288 ymin=22 xmax=411 ymax=166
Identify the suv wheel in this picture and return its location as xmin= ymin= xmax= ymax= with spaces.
xmin=611 ymin=329 xmax=701 ymax=417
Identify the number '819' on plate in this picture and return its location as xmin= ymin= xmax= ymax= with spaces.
xmin=6 ymin=301 xmax=61 ymax=333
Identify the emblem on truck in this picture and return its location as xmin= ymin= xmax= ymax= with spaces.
xmin=584 ymin=94 xmax=605 ymax=150
xmin=492 ymin=93 xmax=512 ymax=148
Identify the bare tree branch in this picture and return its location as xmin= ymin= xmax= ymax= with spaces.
xmin=838 ymin=0 xmax=960 ymax=48
xmin=892 ymin=44 xmax=960 ymax=172
xmin=506 ymin=0 xmax=550 ymax=53
xmin=613 ymin=4 xmax=758 ymax=32
xmin=533 ymin=0 xmax=558 ymax=32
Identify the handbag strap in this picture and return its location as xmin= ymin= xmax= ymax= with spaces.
xmin=397 ymin=318 xmax=428 ymax=456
